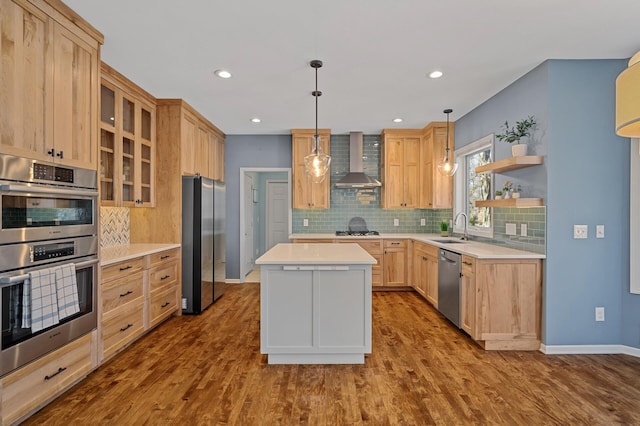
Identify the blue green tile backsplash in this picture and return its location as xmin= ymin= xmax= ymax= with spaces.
xmin=292 ymin=134 xmax=546 ymax=254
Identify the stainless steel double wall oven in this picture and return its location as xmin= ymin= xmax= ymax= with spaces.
xmin=0 ymin=154 xmax=98 ymax=376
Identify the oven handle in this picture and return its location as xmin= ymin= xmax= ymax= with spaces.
xmin=0 ymin=184 xmax=98 ymax=198
xmin=0 ymin=258 xmax=99 ymax=287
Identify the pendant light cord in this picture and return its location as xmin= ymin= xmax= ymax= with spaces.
xmin=444 ymin=108 xmax=452 ymax=159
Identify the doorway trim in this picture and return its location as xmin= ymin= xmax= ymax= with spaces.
xmin=239 ymin=167 xmax=291 ymax=282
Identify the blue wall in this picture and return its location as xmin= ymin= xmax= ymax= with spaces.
xmin=224 ymin=135 xmax=291 ymax=279
xmin=546 ymin=59 xmax=629 ymax=346
xmin=456 ymin=59 xmax=638 ymax=349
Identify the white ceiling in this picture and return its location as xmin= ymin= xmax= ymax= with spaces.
xmin=65 ymin=0 xmax=640 ymax=135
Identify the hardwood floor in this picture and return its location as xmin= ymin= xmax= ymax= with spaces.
xmin=25 ymin=284 xmax=640 ymax=425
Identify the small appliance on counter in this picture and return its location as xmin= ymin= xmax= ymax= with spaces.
xmin=181 ymin=175 xmax=226 ymax=314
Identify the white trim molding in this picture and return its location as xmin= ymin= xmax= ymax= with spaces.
xmin=540 ymin=344 xmax=640 ymax=358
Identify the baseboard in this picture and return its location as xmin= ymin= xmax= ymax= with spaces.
xmin=540 ymin=344 xmax=640 ymax=358
xmin=225 ymin=279 xmax=242 ymax=284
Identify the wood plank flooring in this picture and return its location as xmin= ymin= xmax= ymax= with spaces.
xmin=24 ymin=284 xmax=640 ymax=425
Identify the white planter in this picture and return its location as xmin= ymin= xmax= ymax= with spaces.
xmin=513 ymin=192 xmax=521 ymax=199
xmin=512 ymin=143 xmax=528 ymax=157
xmin=504 ymin=192 xmax=511 ymax=199
xmin=495 ymin=195 xmax=502 ymax=200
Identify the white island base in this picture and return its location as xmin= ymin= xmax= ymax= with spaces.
xmin=256 ymin=243 xmax=376 ymax=365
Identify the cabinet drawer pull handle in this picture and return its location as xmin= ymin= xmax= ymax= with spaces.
xmin=44 ymin=367 xmax=67 ymax=381
xmin=120 ymin=290 xmax=133 ymax=297
xmin=48 ymin=148 xmax=55 ymax=157
xmin=56 ymin=150 xmax=64 ymax=159
xmin=161 ymin=275 xmax=171 ymax=280
xmin=161 ymin=301 xmax=171 ymax=308
xmin=391 ymin=242 xmax=400 ymax=245
xmin=160 ymin=255 xmax=170 ymax=260
xmin=463 ymin=261 xmax=473 ymax=265
xmin=120 ymin=323 xmax=133 ymax=332
xmin=119 ymin=265 xmax=132 ymax=271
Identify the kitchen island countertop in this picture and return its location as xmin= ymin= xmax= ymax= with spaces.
xmin=256 ymin=243 xmax=376 ymax=265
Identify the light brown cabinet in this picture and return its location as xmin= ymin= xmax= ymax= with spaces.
xmin=129 ymin=100 xmax=225 ymax=244
xmin=292 ymin=129 xmax=331 ymax=209
xmin=99 ymin=62 xmax=156 ymax=207
xmin=413 ymin=242 xmax=438 ymax=306
xmin=0 ymin=0 xmax=101 ymax=170
xmin=100 ymin=248 xmax=180 ymax=362
xmin=461 ymin=257 xmax=542 ymax=350
xmin=1 ymin=333 xmax=94 ymax=425
xmin=420 ymin=122 xmax=454 ymax=209
xmin=383 ymin=239 xmax=408 ymax=286
xmin=335 ymin=239 xmax=383 ymax=287
xmin=380 ymin=130 xmax=421 ymax=208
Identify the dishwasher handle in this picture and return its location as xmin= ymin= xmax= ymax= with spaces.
xmin=439 ymin=253 xmax=458 ymax=264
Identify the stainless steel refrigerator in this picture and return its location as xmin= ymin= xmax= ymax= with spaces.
xmin=182 ymin=175 xmax=226 ymax=314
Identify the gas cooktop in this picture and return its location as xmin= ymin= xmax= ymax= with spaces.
xmin=335 ymin=230 xmax=380 ymax=237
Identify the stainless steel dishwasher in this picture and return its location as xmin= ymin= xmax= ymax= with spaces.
xmin=437 ymin=249 xmax=461 ymax=327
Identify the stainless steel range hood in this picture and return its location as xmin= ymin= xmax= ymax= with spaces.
xmin=335 ymin=132 xmax=382 ymax=188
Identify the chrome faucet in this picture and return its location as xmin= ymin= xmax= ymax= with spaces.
xmin=454 ymin=212 xmax=469 ymax=241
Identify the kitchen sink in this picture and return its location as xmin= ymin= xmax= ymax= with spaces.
xmin=432 ymin=239 xmax=466 ymax=244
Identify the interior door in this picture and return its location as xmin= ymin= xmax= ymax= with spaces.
xmin=266 ymin=181 xmax=289 ymax=251
xmin=243 ymin=174 xmax=254 ymax=277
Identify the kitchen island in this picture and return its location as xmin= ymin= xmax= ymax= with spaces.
xmin=255 ymin=243 xmax=376 ymax=364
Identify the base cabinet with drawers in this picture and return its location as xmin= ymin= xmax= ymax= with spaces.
xmin=1 ymin=333 xmax=94 ymax=425
xmin=99 ymin=247 xmax=180 ymax=363
xmin=335 ymin=239 xmax=383 ymax=287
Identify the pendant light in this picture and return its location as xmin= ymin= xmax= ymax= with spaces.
xmin=304 ymin=59 xmax=331 ymax=183
xmin=437 ymin=108 xmax=458 ymax=176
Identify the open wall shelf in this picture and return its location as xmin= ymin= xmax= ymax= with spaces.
xmin=476 ymin=198 xmax=544 ymax=208
xmin=475 ymin=155 xmax=544 ymax=173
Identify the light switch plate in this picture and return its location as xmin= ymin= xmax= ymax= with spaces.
xmin=595 ymin=307 xmax=605 ymax=321
xmin=574 ymin=224 xmax=588 ymax=239
xmin=420 ymin=218 xmax=426 ymax=226
xmin=393 ymin=218 xmax=399 ymax=226
xmin=596 ymin=224 xmax=605 ymax=238
xmin=303 ymin=218 xmax=309 ymax=227
xmin=505 ymin=223 xmax=517 ymax=235
xmin=521 ymin=224 xmax=528 ymax=236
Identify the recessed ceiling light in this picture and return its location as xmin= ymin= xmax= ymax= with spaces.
xmin=250 ymin=118 xmax=261 ymax=123
xmin=393 ymin=118 xmax=403 ymax=123
xmin=214 ymin=69 xmax=232 ymax=79
xmin=429 ymin=70 xmax=443 ymax=79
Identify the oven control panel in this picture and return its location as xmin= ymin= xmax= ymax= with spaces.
xmin=31 ymin=241 xmax=76 ymax=262
xmin=33 ymin=163 xmax=75 ymax=184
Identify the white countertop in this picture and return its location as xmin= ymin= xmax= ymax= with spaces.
xmin=289 ymin=233 xmax=545 ymax=259
xmin=256 ymin=243 xmax=377 ymax=265
xmin=101 ymin=243 xmax=181 ymax=266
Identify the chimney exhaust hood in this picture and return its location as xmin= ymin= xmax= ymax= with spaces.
xmin=335 ymin=132 xmax=382 ymax=188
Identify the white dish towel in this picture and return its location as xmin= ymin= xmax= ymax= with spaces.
xmin=29 ymin=268 xmax=60 ymax=332
xmin=55 ymin=264 xmax=80 ymax=320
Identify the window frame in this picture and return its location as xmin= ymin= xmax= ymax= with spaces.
xmin=453 ymin=134 xmax=494 ymax=238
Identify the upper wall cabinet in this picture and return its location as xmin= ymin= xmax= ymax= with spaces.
xmin=0 ymin=0 xmax=102 ymax=169
xmin=292 ymin=129 xmax=331 ymax=209
xmin=421 ymin=122 xmax=453 ymax=209
xmin=100 ymin=62 xmax=156 ymax=207
xmin=380 ymin=130 xmax=421 ymax=208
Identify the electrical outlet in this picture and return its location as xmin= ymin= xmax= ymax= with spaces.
xmin=303 ymin=218 xmax=309 ymax=227
xmin=393 ymin=218 xmax=399 ymax=227
xmin=420 ymin=218 xmax=426 ymax=226
xmin=573 ymin=225 xmax=588 ymax=239
xmin=595 ymin=307 xmax=605 ymax=321
xmin=506 ymin=223 xmax=517 ymax=236
xmin=596 ymin=224 xmax=605 ymax=238
xmin=521 ymin=224 xmax=528 ymax=236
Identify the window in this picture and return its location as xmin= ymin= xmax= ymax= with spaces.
xmin=453 ymin=135 xmax=493 ymax=238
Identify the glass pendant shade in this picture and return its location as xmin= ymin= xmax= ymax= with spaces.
xmin=437 ymin=152 xmax=458 ymax=176
xmin=437 ymin=108 xmax=457 ymax=176
xmin=304 ymin=136 xmax=331 ymax=183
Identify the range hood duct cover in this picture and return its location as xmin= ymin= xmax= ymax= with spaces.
xmin=335 ymin=132 xmax=382 ymax=188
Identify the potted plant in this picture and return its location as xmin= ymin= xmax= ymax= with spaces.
xmin=495 ymin=115 xmax=536 ymax=157
xmin=439 ymin=220 xmax=449 ymax=237
xmin=495 ymin=190 xmax=503 ymax=200
xmin=513 ymin=184 xmax=522 ymax=199
xmin=502 ymin=180 xmax=513 ymax=199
